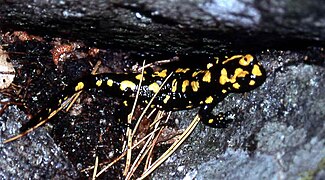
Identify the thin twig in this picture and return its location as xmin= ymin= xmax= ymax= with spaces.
xmin=92 ymin=155 xmax=99 ymax=180
xmin=139 ymin=115 xmax=200 ymax=179
xmin=123 ymin=60 xmax=146 ymax=175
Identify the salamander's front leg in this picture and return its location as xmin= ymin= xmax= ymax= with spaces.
xmin=115 ymin=99 xmax=134 ymax=128
xmin=198 ymin=104 xmax=233 ymax=128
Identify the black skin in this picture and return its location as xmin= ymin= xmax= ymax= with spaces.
xmin=20 ymin=54 xmax=266 ymax=133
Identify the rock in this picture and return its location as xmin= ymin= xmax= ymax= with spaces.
xmin=0 ymin=0 xmax=325 ymax=53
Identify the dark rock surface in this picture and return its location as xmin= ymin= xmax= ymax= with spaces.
xmin=0 ymin=105 xmax=78 ymax=179
xmin=1 ymin=0 xmax=325 ymax=54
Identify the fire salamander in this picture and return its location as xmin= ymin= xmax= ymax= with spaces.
xmin=20 ymin=54 xmax=266 ymax=134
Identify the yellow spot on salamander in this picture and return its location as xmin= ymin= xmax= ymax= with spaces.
xmin=252 ymin=64 xmax=262 ymax=76
xmin=123 ymin=100 xmax=128 ymax=106
xmin=222 ymin=89 xmax=227 ymax=93
xmin=203 ymin=71 xmax=211 ymax=83
xmin=249 ymin=80 xmax=256 ymax=86
xmin=150 ymin=104 xmax=155 ymax=108
xmin=205 ymin=96 xmax=213 ymax=104
xmin=120 ymin=80 xmax=136 ymax=91
xmin=152 ymin=69 xmax=167 ymax=78
xmin=222 ymin=55 xmax=244 ymax=64
xmin=58 ymin=99 xmax=62 ymax=104
xmin=208 ymin=119 xmax=214 ymax=124
xmin=75 ymin=82 xmax=84 ymax=91
xmin=96 ymin=79 xmax=103 ymax=87
xmin=64 ymin=96 xmax=68 ymax=100
xmin=235 ymin=68 xmax=249 ymax=78
xmin=171 ymin=79 xmax=177 ymax=92
xmin=163 ymin=95 xmax=170 ymax=104
xmin=48 ymin=108 xmax=51 ymax=112
xmin=191 ymin=81 xmax=200 ymax=92
xmin=233 ymin=82 xmax=240 ymax=89
xmin=219 ymin=68 xmax=249 ymax=85
xmin=239 ymin=54 xmax=253 ymax=66
xmin=192 ymin=70 xmax=205 ymax=77
xmin=207 ymin=63 xmax=213 ymax=69
xmin=175 ymin=68 xmax=190 ymax=73
xmin=219 ymin=68 xmax=228 ymax=85
xmin=148 ymin=82 xmax=160 ymax=93
xmin=135 ymin=74 xmax=145 ymax=80
xmin=107 ymin=79 xmax=113 ymax=87
xmin=182 ymin=80 xmax=189 ymax=92
xmin=214 ymin=57 xmax=220 ymax=64
xmin=186 ymin=105 xmax=193 ymax=108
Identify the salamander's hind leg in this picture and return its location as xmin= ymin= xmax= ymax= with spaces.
xmin=198 ymin=104 xmax=234 ymax=128
xmin=115 ymin=99 xmax=134 ymax=128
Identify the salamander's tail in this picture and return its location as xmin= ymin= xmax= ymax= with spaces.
xmin=4 ymin=73 xmax=125 ymax=143
xmin=3 ymin=74 xmax=102 ymax=143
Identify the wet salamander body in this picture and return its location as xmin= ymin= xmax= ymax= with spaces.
xmin=21 ymin=54 xmax=266 ymax=133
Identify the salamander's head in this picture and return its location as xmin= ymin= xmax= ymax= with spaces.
xmin=218 ymin=54 xmax=266 ymax=93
